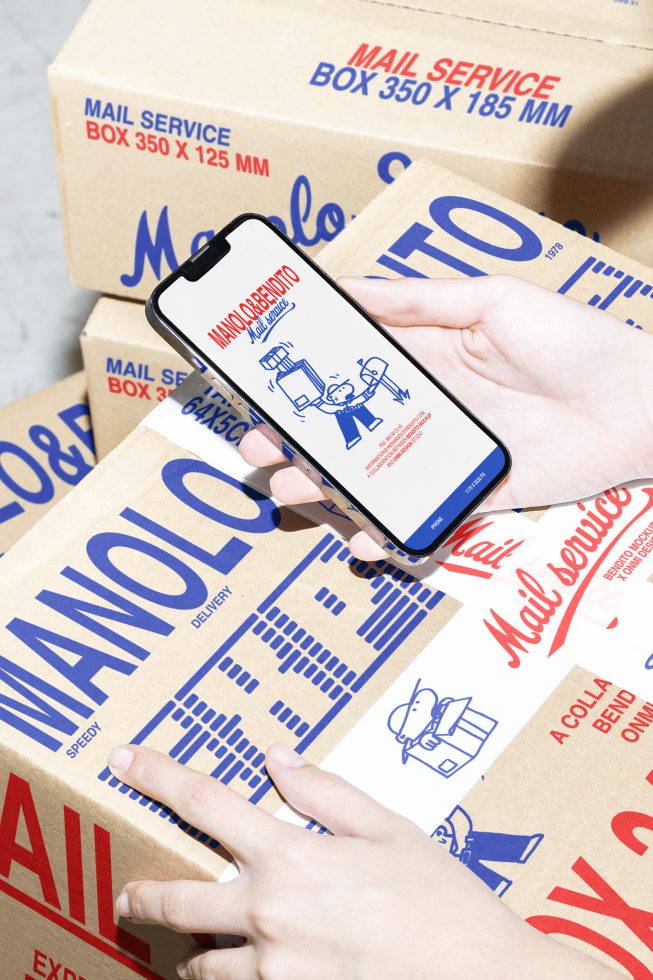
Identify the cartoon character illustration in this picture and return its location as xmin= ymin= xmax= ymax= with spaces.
xmin=387 ymin=679 xmax=497 ymax=778
xmin=314 ymin=379 xmax=384 ymax=450
xmin=433 ymin=805 xmax=543 ymax=896
xmin=259 ymin=344 xmax=409 ymax=450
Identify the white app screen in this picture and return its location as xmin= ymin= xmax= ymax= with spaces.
xmin=159 ymin=219 xmax=506 ymax=550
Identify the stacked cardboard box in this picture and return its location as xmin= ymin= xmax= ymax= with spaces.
xmin=85 ymin=156 xmax=653 ymax=458
xmin=3 ymin=0 xmax=651 ymax=976
xmin=4 ymin=182 xmax=653 ymax=969
xmin=81 ymin=299 xmax=188 ymax=459
xmin=0 ymin=373 xmax=95 ymax=555
xmin=49 ymin=0 xmax=653 ymax=305
xmin=1 ymin=359 xmax=652 ymax=978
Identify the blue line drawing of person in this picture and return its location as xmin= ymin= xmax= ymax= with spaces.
xmin=432 ymin=805 xmax=544 ymax=896
xmin=314 ymin=379 xmax=384 ymax=450
xmin=387 ymin=679 xmax=498 ymax=778
xmin=259 ymin=346 xmax=409 ymax=450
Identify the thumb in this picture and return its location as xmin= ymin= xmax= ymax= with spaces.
xmin=266 ymin=744 xmax=399 ymax=839
xmin=338 ymin=275 xmax=508 ymax=329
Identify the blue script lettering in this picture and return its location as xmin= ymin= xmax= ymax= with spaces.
xmin=247 ymin=298 xmax=294 ymax=344
xmin=119 ymin=151 xmax=412 ymax=289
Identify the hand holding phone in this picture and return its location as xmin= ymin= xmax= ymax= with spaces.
xmin=242 ymin=273 xmax=653 ymax=561
xmin=146 ymin=215 xmax=511 ymax=562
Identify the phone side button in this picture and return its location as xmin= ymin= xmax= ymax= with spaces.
xmin=190 ymin=355 xmax=209 ymax=373
xmin=207 ymin=373 xmax=236 ymax=406
xmin=188 ymin=358 xmax=237 ymax=408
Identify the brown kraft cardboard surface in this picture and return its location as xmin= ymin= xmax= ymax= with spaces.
xmin=0 ymin=373 xmax=95 ymax=556
xmin=450 ymin=665 xmax=653 ymax=976
xmin=81 ymin=298 xmax=188 ymax=459
xmin=0 ymin=412 xmax=458 ymax=977
xmin=49 ymin=0 xmax=653 ymax=299
xmin=395 ymin=0 xmax=653 ymax=47
xmin=84 ymin=156 xmax=653 ymax=460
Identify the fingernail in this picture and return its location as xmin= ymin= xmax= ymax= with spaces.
xmin=108 ymin=745 xmax=134 ymax=772
xmin=267 ymin=743 xmax=307 ymax=768
xmin=176 ymin=963 xmax=190 ymax=979
xmin=116 ymin=891 xmax=130 ymax=918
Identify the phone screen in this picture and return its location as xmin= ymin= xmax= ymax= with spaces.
xmin=155 ymin=216 xmax=509 ymax=554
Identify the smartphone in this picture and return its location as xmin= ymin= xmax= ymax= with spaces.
xmin=146 ymin=213 xmax=510 ymax=563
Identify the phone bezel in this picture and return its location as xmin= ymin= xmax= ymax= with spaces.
xmin=147 ymin=212 xmax=511 ymax=557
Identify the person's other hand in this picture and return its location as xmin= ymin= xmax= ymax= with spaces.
xmin=240 ymin=275 xmax=653 ymax=560
xmin=108 ymin=743 xmax=616 ymax=979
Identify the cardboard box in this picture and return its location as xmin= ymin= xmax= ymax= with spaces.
xmin=403 ymin=0 xmax=653 ymax=48
xmin=50 ymin=0 xmax=653 ymax=301
xmin=274 ymin=617 xmax=652 ymax=976
xmin=1 ymin=364 xmax=651 ymax=976
xmin=83 ymin=152 xmax=653 ymax=461
xmin=450 ymin=665 xmax=653 ymax=976
xmin=0 ymin=373 xmax=95 ymax=556
xmin=81 ymin=298 xmax=189 ymax=459
xmin=315 ymin=157 xmax=653 ymax=654
xmin=317 ymin=157 xmax=653 ymax=328
xmin=147 ymin=373 xmax=653 ymax=650
xmin=0 ymin=387 xmax=459 ymax=978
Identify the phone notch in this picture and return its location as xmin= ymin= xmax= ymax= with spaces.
xmin=183 ymin=236 xmax=231 ymax=282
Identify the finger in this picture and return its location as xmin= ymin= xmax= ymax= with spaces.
xmin=338 ymin=275 xmax=509 ymax=329
xmin=265 ymin=744 xmax=402 ymax=839
xmin=349 ymin=529 xmax=386 ymax=561
xmin=239 ymin=425 xmax=286 ymax=467
xmin=269 ymin=466 xmax=327 ymax=503
xmin=108 ymin=745 xmax=278 ymax=863
xmin=117 ymin=878 xmax=247 ymax=935
xmin=178 ymin=945 xmax=256 ymax=980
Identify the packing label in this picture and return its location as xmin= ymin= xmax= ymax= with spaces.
xmin=290 ymin=611 xmax=652 ymax=834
